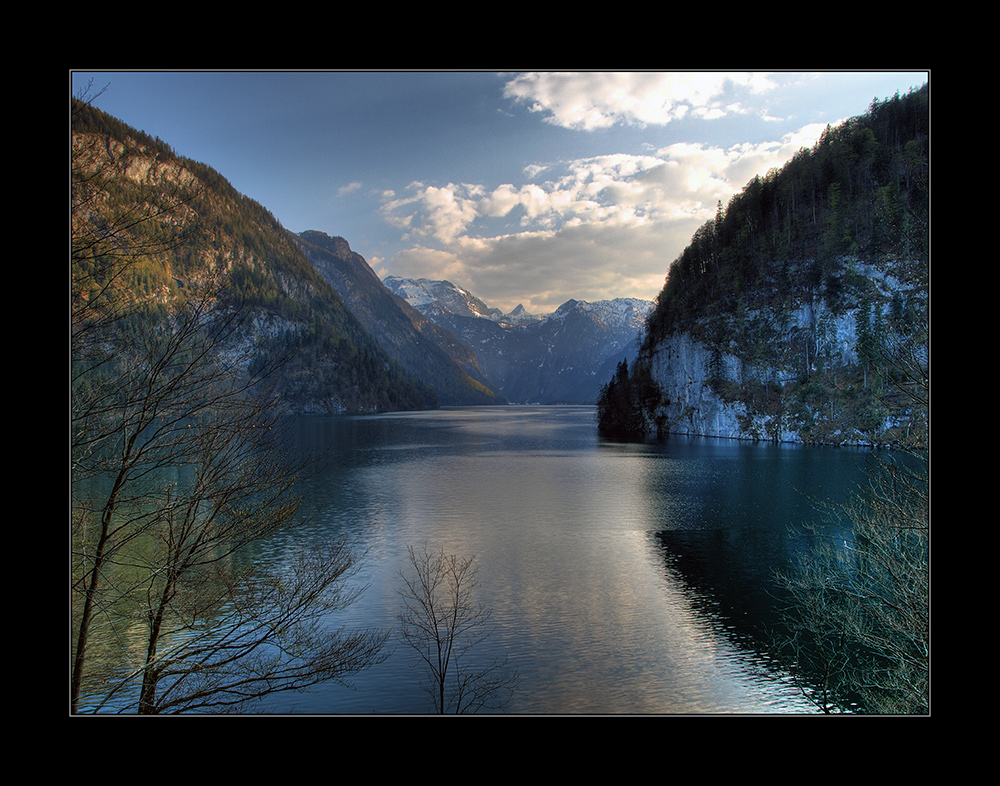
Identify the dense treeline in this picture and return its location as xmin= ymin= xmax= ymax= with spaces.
xmin=599 ymin=85 xmax=929 ymax=443
xmin=72 ymin=98 xmax=436 ymax=413
xmin=645 ymin=85 xmax=928 ymax=346
xmin=595 ymin=359 xmax=659 ymax=440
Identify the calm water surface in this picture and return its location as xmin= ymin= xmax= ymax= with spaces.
xmin=254 ymin=405 xmax=873 ymax=715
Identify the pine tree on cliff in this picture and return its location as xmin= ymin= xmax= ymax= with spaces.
xmin=596 ymin=359 xmax=646 ymax=439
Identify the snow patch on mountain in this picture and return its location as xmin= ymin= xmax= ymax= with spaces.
xmin=384 ymin=277 xmax=506 ymax=321
xmin=383 ymin=275 xmax=653 ymax=404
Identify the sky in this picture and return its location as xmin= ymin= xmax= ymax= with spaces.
xmin=71 ymin=70 xmax=929 ymax=314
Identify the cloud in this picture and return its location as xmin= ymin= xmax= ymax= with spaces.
xmin=380 ymin=181 xmax=486 ymax=244
xmin=444 ymin=220 xmax=699 ymax=314
xmin=502 ymin=71 xmax=779 ymax=130
xmin=379 ymin=100 xmax=829 ymax=314
xmin=337 ymin=181 xmax=363 ymax=196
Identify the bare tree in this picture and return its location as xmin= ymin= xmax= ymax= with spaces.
xmin=774 ymin=316 xmax=928 ymax=715
xmin=72 ymin=274 xmax=390 ymax=713
xmin=83 ymin=538 xmax=389 ymax=714
xmin=397 ymin=545 xmax=519 ymax=714
xmin=774 ymin=246 xmax=928 ymax=713
xmin=71 ymin=91 xmax=388 ymax=713
xmin=776 ymin=451 xmax=928 ymax=714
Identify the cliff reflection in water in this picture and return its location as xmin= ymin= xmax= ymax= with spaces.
xmin=255 ymin=407 xmax=869 ymax=714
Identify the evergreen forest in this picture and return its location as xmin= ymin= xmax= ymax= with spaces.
xmin=598 ymin=85 xmax=929 ymax=446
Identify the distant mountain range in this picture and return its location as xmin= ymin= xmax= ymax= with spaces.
xmin=72 ymin=97 xmax=653 ymax=414
xmin=384 ymin=276 xmax=652 ymax=404
xmin=383 ymin=277 xmax=544 ymax=327
xmin=291 ymin=235 xmax=653 ymax=404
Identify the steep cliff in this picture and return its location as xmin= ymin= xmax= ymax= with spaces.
xmin=641 ymin=280 xmax=926 ymax=445
xmin=601 ymin=86 xmax=929 ymax=446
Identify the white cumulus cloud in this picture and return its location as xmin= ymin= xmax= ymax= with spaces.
xmin=380 ymin=73 xmax=833 ymax=313
xmin=502 ymin=71 xmax=779 ymax=130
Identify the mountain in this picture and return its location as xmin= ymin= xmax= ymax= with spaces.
xmin=294 ymin=232 xmax=505 ymax=405
xmin=72 ymin=98 xmax=436 ymax=415
xmin=385 ymin=276 xmax=652 ymax=404
xmin=598 ymin=85 xmax=929 ymax=446
xmin=385 ymin=277 xmax=500 ymax=321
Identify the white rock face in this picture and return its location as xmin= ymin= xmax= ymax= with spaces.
xmin=646 ymin=332 xmax=748 ymax=440
xmin=643 ymin=299 xmax=885 ymax=443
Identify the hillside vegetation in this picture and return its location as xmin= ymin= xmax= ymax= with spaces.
xmin=71 ymin=95 xmax=409 ymax=712
xmin=72 ymin=98 xmax=436 ymax=414
xmin=295 ymin=231 xmax=505 ymax=406
xmin=599 ymin=85 xmax=929 ymax=446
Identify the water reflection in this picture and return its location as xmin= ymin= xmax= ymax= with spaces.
xmin=250 ymin=407 xmax=871 ymax=714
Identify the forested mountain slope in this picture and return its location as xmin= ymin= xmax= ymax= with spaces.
xmin=598 ymin=85 xmax=929 ymax=446
xmin=71 ymin=98 xmax=436 ymax=414
xmin=295 ymin=231 xmax=505 ymax=405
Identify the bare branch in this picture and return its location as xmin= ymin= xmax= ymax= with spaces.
xmin=397 ymin=545 xmax=519 ymax=713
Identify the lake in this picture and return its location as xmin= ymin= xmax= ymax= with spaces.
xmin=252 ymin=405 xmax=875 ymax=715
